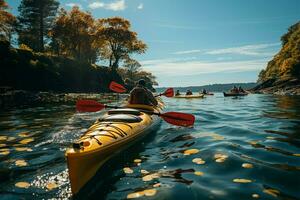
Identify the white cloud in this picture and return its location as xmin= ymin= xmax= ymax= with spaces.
xmin=205 ymin=43 xmax=280 ymax=56
xmin=65 ymin=3 xmax=82 ymax=9
xmin=137 ymin=3 xmax=143 ymax=10
xmin=88 ymin=0 xmax=126 ymax=11
xmin=174 ymin=49 xmax=203 ymax=55
xmin=141 ymin=58 xmax=269 ymax=77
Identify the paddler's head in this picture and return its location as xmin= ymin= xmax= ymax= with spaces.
xmin=137 ymin=79 xmax=146 ymax=87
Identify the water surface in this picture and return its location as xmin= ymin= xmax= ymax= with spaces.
xmin=0 ymin=94 xmax=300 ymax=199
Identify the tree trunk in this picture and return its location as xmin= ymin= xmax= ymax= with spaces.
xmin=39 ymin=6 xmax=44 ymax=52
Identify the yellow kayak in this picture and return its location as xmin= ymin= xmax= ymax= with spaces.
xmin=173 ymin=94 xmax=204 ymax=98
xmin=66 ymin=102 xmax=163 ymax=194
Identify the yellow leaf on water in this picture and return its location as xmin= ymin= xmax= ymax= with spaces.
xmin=263 ymin=189 xmax=280 ymax=197
xmin=242 ymin=163 xmax=253 ymax=169
xmin=252 ymin=194 xmax=259 ymax=198
xmin=134 ymin=159 xmax=142 ymax=163
xmin=46 ymin=182 xmax=58 ymax=190
xmin=293 ymin=154 xmax=300 ymax=157
xmin=127 ymin=191 xmax=145 ymax=199
xmin=144 ymin=189 xmax=157 ymax=196
xmin=194 ymin=171 xmax=204 ymax=176
xmin=153 ymin=183 xmax=161 ymax=188
xmin=19 ymin=138 xmax=34 ymax=144
xmin=15 ymin=160 xmax=28 ymax=167
xmin=18 ymin=132 xmax=30 ymax=137
xmin=192 ymin=158 xmax=205 ymax=164
xmin=233 ymin=179 xmax=252 ymax=183
xmin=15 ymin=147 xmax=33 ymax=152
xmin=0 ymin=136 xmax=8 ymax=141
xmin=7 ymin=137 xmax=16 ymax=141
xmin=142 ymin=173 xmax=160 ymax=182
xmin=0 ymin=148 xmax=9 ymax=151
xmin=15 ymin=182 xmax=30 ymax=188
xmin=140 ymin=169 xmax=149 ymax=174
xmin=183 ymin=149 xmax=200 ymax=155
xmin=123 ymin=167 xmax=133 ymax=174
xmin=0 ymin=150 xmax=10 ymax=155
xmin=0 ymin=144 xmax=6 ymax=147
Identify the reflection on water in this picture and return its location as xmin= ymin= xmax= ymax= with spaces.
xmin=0 ymin=94 xmax=300 ymax=199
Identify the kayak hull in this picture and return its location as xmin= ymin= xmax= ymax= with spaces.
xmin=223 ymin=92 xmax=248 ymax=97
xmin=66 ymin=103 xmax=163 ymax=194
xmin=173 ymin=94 xmax=204 ymax=98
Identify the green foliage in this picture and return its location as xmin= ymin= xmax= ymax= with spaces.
xmin=17 ymin=0 xmax=59 ymax=52
xmin=259 ymin=21 xmax=300 ymax=82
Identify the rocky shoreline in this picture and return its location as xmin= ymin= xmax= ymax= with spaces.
xmin=250 ymin=78 xmax=300 ymax=95
xmin=0 ymin=89 xmax=123 ymax=109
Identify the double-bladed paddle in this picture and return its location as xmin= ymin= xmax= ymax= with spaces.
xmin=109 ymin=81 xmax=174 ymax=98
xmin=76 ymin=100 xmax=195 ymax=127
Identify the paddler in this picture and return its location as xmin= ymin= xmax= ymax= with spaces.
xmin=186 ymin=89 xmax=193 ymax=95
xmin=129 ymin=79 xmax=158 ymax=106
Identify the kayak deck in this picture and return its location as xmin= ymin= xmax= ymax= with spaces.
xmin=66 ymin=103 xmax=163 ymax=194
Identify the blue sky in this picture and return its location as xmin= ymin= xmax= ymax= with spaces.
xmin=7 ymin=0 xmax=300 ymax=87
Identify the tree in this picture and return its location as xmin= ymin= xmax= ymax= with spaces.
xmin=17 ymin=0 xmax=59 ymax=52
xmin=96 ymin=17 xmax=147 ymax=70
xmin=49 ymin=7 xmax=99 ymax=63
xmin=123 ymin=58 xmax=141 ymax=80
xmin=0 ymin=0 xmax=16 ymax=41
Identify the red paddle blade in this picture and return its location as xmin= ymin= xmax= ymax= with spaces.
xmin=160 ymin=112 xmax=195 ymax=127
xmin=76 ymin=100 xmax=105 ymax=112
xmin=109 ymin=81 xmax=127 ymax=93
xmin=163 ymin=88 xmax=174 ymax=97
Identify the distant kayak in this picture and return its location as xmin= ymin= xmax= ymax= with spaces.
xmin=173 ymin=94 xmax=204 ymax=98
xmin=223 ymin=92 xmax=248 ymax=97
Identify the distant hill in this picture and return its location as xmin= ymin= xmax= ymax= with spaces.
xmin=156 ymin=82 xmax=257 ymax=93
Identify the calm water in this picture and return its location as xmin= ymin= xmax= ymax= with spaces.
xmin=0 ymin=93 xmax=300 ymax=200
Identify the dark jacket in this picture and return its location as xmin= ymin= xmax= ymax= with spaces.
xmin=129 ymin=85 xmax=158 ymax=106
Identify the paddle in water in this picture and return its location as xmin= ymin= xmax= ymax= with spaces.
xmin=109 ymin=81 xmax=127 ymax=93
xmin=76 ymin=100 xmax=195 ymax=127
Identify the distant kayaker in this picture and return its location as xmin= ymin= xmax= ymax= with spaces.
xmin=186 ymin=90 xmax=193 ymax=95
xmin=202 ymin=89 xmax=207 ymax=94
xmin=238 ymin=86 xmax=245 ymax=93
xmin=129 ymin=79 xmax=158 ymax=106
xmin=231 ymin=86 xmax=238 ymax=93
xmin=175 ymin=90 xmax=181 ymax=96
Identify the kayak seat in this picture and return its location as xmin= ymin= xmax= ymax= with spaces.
xmin=107 ymin=108 xmax=141 ymax=116
xmin=101 ymin=114 xmax=142 ymax=123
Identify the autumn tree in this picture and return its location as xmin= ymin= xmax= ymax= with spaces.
xmin=49 ymin=7 xmax=99 ymax=63
xmin=0 ymin=0 xmax=16 ymax=41
xmin=123 ymin=58 xmax=141 ymax=80
xmin=17 ymin=0 xmax=59 ymax=52
xmin=96 ymin=17 xmax=147 ymax=70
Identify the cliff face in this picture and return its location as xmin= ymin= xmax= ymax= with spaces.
xmin=254 ymin=22 xmax=300 ymax=95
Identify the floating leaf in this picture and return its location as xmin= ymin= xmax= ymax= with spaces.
xmin=19 ymin=138 xmax=34 ymax=144
xmin=192 ymin=158 xmax=205 ymax=164
xmin=0 ymin=136 xmax=8 ymax=141
xmin=46 ymin=182 xmax=58 ymax=190
xmin=153 ymin=183 xmax=161 ymax=188
xmin=0 ymin=144 xmax=7 ymax=147
xmin=15 ymin=160 xmax=28 ymax=167
xmin=266 ymin=136 xmax=275 ymax=140
xmin=7 ymin=137 xmax=16 ymax=141
xmin=252 ymin=194 xmax=259 ymax=198
xmin=0 ymin=150 xmax=10 ymax=155
xmin=233 ymin=178 xmax=252 ymax=183
xmin=15 ymin=147 xmax=33 ymax=152
xmin=144 ymin=189 xmax=157 ymax=196
xmin=15 ymin=182 xmax=30 ymax=188
xmin=183 ymin=149 xmax=200 ymax=155
xmin=293 ymin=154 xmax=300 ymax=157
xmin=127 ymin=191 xmax=145 ymax=199
xmin=263 ymin=189 xmax=280 ymax=197
xmin=123 ymin=167 xmax=133 ymax=174
xmin=141 ymin=169 xmax=149 ymax=174
xmin=242 ymin=163 xmax=253 ymax=169
xmin=194 ymin=171 xmax=204 ymax=176
xmin=214 ymin=153 xmax=228 ymax=163
xmin=142 ymin=173 xmax=160 ymax=182
xmin=18 ymin=132 xmax=30 ymax=137
xmin=134 ymin=159 xmax=142 ymax=163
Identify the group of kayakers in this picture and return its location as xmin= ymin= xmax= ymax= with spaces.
xmin=175 ymin=89 xmax=193 ymax=96
xmin=230 ymin=85 xmax=246 ymax=93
